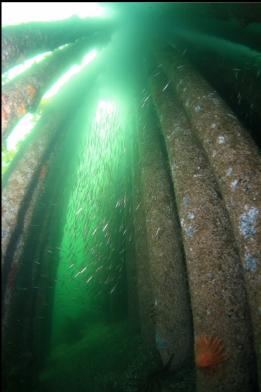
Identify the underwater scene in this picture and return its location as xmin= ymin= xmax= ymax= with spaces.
xmin=2 ymin=3 xmax=261 ymax=392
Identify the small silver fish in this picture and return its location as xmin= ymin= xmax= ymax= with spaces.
xmin=76 ymin=207 xmax=83 ymax=216
xmin=86 ymin=276 xmax=93 ymax=284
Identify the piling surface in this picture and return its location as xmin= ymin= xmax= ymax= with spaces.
xmin=137 ymin=102 xmax=193 ymax=369
xmin=149 ymin=70 xmax=257 ymax=391
xmin=2 ymin=38 xmax=95 ymax=137
xmin=157 ymin=46 xmax=261 ymax=383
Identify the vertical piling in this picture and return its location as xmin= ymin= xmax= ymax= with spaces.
xmin=149 ymin=70 xmax=257 ymax=391
xmin=137 ymin=101 xmax=193 ymax=369
xmin=2 ymin=18 xmax=113 ymax=72
xmin=132 ymin=119 xmax=155 ymax=346
xmin=157 ymin=47 xmax=261 ymax=384
xmin=2 ymin=38 xmax=96 ymax=137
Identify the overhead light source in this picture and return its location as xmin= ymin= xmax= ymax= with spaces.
xmin=2 ymin=51 xmax=52 ymax=85
xmin=41 ymin=49 xmax=97 ymax=101
xmin=94 ymin=100 xmax=119 ymax=139
xmin=6 ymin=112 xmax=39 ymax=151
xmin=2 ymin=2 xmax=107 ymax=26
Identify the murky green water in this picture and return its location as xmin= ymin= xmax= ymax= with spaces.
xmin=2 ymin=3 xmax=260 ymax=392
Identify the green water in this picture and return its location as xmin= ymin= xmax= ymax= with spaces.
xmin=33 ymin=84 xmax=196 ymax=392
xmin=2 ymin=3 xmax=260 ymax=392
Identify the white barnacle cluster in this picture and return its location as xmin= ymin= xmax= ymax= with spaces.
xmin=226 ymin=167 xmax=233 ymax=176
xmin=231 ymin=179 xmax=239 ymax=191
xmin=217 ymin=135 xmax=225 ymax=144
xmin=244 ymin=252 xmax=257 ymax=273
xmin=184 ymin=225 xmax=196 ymax=238
xmin=187 ymin=211 xmax=195 ymax=220
xmin=239 ymin=206 xmax=259 ymax=239
xmin=181 ymin=211 xmax=197 ymax=238
xmin=183 ymin=194 xmax=191 ymax=208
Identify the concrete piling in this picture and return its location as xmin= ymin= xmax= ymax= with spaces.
xmin=149 ymin=70 xmax=257 ymax=391
xmin=156 ymin=46 xmax=261 ymax=384
xmin=137 ymin=101 xmax=193 ymax=369
xmin=2 ymin=38 xmax=96 ymax=137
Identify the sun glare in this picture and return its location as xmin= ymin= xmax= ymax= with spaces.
xmin=2 ymin=2 xmax=107 ymax=26
xmin=41 ymin=49 xmax=97 ymax=101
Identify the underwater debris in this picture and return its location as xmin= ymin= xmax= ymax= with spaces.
xmin=195 ymin=335 xmax=229 ymax=369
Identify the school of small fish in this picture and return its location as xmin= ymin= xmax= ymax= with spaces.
xmin=52 ymin=99 xmax=133 ymax=324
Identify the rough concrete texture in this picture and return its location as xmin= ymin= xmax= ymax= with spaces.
xmin=2 ymin=123 xmax=54 ymax=263
xmin=125 ymin=136 xmax=141 ymax=331
xmin=2 ymin=19 xmax=113 ymax=72
xmin=132 ymin=124 xmax=155 ymax=346
xmin=157 ymin=46 xmax=261 ymax=383
xmin=2 ymin=54 xmax=100 ymax=278
xmin=2 ymin=146 xmax=68 ymax=392
xmin=2 ymin=159 xmax=48 ymax=333
xmin=170 ymin=36 xmax=261 ymax=141
xmin=149 ymin=72 xmax=257 ymax=391
xmin=137 ymin=102 xmax=193 ymax=370
xmin=125 ymin=219 xmax=140 ymax=330
xmin=2 ymin=38 xmax=93 ymax=137
xmin=2 ymin=169 xmax=51 ymax=392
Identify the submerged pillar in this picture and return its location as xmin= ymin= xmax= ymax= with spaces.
xmin=137 ymin=102 xmax=193 ymax=369
xmin=157 ymin=46 xmax=261 ymax=385
xmin=2 ymin=58 xmax=99 ymax=296
xmin=125 ymin=134 xmax=141 ymax=331
xmin=2 ymin=159 xmax=49 ymax=331
xmin=2 ymin=116 xmax=58 ymax=274
xmin=2 ymin=38 xmax=96 ymax=137
xmin=2 ymin=143 xmax=72 ymax=392
xmin=171 ymin=30 xmax=261 ymax=77
xmin=169 ymin=32 xmax=261 ymax=143
xmin=132 ymin=122 xmax=155 ymax=346
xmin=2 ymin=18 xmax=113 ymax=72
xmin=2 ymin=162 xmax=51 ymax=392
xmin=149 ymin=71 xmax=257 ymax=391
